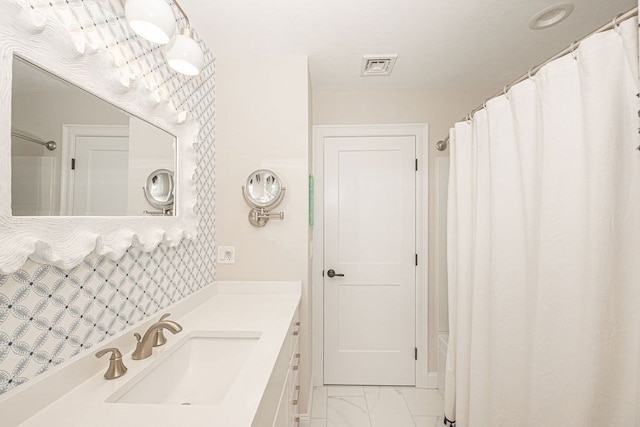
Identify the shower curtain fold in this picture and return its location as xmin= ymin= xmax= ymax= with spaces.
xmin=444 ymin=17 xmax=640 ymax=427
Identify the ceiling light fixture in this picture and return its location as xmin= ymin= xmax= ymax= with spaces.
xmin=166 ymin=26 xmax=204 ymax=76
xmin=125 ymin=0 xmax=176 ymax=44
xmin=529 ymin=3 xmax=575 ymax=30
xmin=125 ymin=0 xmax=205 ymax=76
xmin=164 ymin=0 xmax=204 ymax=76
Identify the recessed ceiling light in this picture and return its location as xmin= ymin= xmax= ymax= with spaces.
xmin=360 ymin=54 xmax=398 ymax=77
xmin=529 ymin=3 xmax=575 ymax=30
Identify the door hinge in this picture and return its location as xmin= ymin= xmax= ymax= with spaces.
xmin=415 ymin=159 xmax=418 ymax=171
xmin=71 ymin=158 xmax=76 ymax=170
xmin=415 ymin=254 xmax=418 ymax=266
xmin=322 ymin=270 xmax=324 ymax=277
xmin=415 ymin=347 xmax=418 ymax=360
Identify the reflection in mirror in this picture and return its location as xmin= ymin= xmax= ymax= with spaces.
xmin=143 ymin=169 xmax=174 ymax=215
xmin=243 ymin=169 xmax=284 ymax=208
xmin=10 ymin=55 xmax=176 ymax=217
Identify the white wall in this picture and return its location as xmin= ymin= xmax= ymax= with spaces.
xmin=214 ymin=56 xmax=312 ymax=409
xmin=313 ymin=88 xmax=493 ymax=372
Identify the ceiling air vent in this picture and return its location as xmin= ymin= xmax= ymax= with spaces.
xmin=360 ymin=54 xmax=398 ymax=77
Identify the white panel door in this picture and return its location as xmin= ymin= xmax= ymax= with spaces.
xmin=73 ymin=135 xmax=129 ymax=216
xmin=323 ymin=135 xmax=416 ymax=385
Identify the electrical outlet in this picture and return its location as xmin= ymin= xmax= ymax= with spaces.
xmin=217 ymin=246 xmax=235 ymax=264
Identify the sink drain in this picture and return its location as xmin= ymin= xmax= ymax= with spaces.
xmin=180 ymin=402 xmax=191 ymax=406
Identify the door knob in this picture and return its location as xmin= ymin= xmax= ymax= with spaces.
xmin=327 ymin=269 xmax=344 ymax=278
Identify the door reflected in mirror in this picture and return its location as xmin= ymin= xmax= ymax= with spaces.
xmin=10 ymin=55 xmax=176 ymax=216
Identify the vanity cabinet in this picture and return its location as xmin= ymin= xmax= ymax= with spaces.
xmin=7 ymin=283 xmax=302 ymax=427
xmin=253 ymin=306 xmax=301 ymax=427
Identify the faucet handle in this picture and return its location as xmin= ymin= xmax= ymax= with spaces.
xmin=153 ymin=313 xmax=172 ymax=347
xmin=95 ymin=347 xmax=127 ymax=380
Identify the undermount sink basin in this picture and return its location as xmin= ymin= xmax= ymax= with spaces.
xmin=107 ymin=330 xmax=262 ymax=406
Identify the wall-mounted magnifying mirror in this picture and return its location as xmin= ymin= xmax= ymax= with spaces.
xmin=242 ymin=169 xmax=285 ymax=227
xmin=143 ymin=169 xmax=174 ymax=215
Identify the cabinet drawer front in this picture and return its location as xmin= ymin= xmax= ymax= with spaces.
xmin=272 ymin=370 xmax=290 ymax=427
xmin=289 ymin=307 xmax=300 ymax=358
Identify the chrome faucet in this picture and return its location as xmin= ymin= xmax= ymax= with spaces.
xmin=131 ymin=313 xmax=183 ymax=360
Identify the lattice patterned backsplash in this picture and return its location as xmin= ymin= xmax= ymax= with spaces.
xmin=0 ymin=0 xmax=215 ymax=395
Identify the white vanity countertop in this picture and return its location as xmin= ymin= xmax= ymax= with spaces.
xmin=14 ymin=281 xmax=301 ymax=427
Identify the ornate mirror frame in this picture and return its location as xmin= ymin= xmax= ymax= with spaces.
xmin=0 ymin=3 xmax=199 ymax=274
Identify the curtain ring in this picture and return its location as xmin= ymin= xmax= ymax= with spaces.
xmin=527 ymin=67 xmax=535 ymax=80
xmin=503 ymin=84 xmax=511 ymax=100
xmin=570 ymin=41 xmax=579 ymax=60
xmin=613 ymin=13 xmax=624 ymax=32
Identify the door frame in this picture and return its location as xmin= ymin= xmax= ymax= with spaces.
xmin=312 ymin=124 xmax=429 ymax=388
xmin=60 ymin=124 xmax=129 ymax=215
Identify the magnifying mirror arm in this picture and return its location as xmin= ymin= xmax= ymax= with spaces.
xmin=247 ymin=207 xmax=284 ymax=227
xmin=256 ymin=208 xmax=284 ymax=220
xmin=242 ymin=187 xmax=286 ymax=228
xmin=143 ymin=208 xmax=173 ymax=216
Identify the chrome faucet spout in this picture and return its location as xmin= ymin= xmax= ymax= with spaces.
xmin=131 ymin=314 xmax=183 ymax=360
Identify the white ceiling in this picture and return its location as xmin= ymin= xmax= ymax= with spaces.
xmin=182 ymin=0 xmax=635 ymax=92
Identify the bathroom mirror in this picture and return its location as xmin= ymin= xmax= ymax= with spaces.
xmin=0 ymin=9 xmax=199 ymax=274
xmin=242 ymin=169 xmax=286 ymax=227
xmin=243 ymin=169 xmax=285 ymax=208
xmin=11 ymin=55 xmax=176 ymax=217
xmin=143 ymin=169 xmax=175 ymax=213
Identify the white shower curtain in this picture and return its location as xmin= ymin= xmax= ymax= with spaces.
xmin=444 ymin=17 xmax=640 ymax=427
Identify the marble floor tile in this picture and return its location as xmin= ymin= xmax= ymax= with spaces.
xmin=327 ymin=385 xmax=365 ymax=397
xmin=413 ymin=416 xmax=441 ymax=427
xmin=327 ymin=396 xmax=372 ymax=427
xmin=312 ymin=386 xmax=328 ymax=419
xmin=312 ymin=386 xmax=444 ymax=427
xmin=398 ymin=387 xmax=444 ymax=417
xmin=363 ymin=386 xmax=416 ymax=427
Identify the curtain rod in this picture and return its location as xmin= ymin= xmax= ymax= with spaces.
xmin=436 ymin=6 xmax=639 ymax=152
xmin=11 ymin=131 xmax=57 ymax=151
